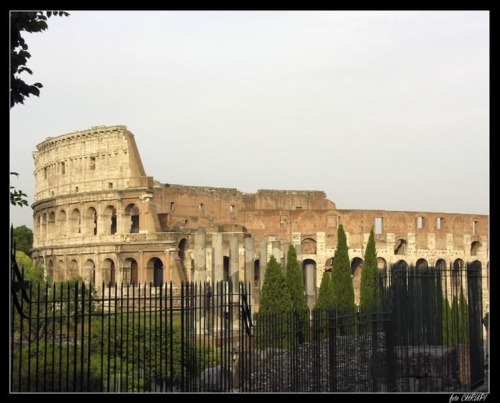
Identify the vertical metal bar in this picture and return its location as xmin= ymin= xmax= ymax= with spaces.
xmin=100 ymin=282 xmax=105 ymax=392
xmin=158 ymin=283 xmax=162 ymax=392
xmin=34 ymin=282 xmax=40 ymax=392
xmin=51 ymin=280 xmax=56 ymax=392
xmin=43 ymin=282 xmax=49 ymax=392
xmin=180 ymin=282 xmax=185 ymax=391
xmin=131 ymin=283 xmax=135 ymax=392
xmin=87 ymin=282 xmax=92 ymax=391
xmin=169 ymin=282 xmax=173 ymax=392
xmin=106 ymin=282 xmax=112 ymax=392
xmin=80 ymin=282 xmax=85 ymax=391
xmin=72 ymin=281 xmax=78 ymax=392
xmin=113 ymin=283 xmax=117 ymax=392
xmin=119 ymin=282 xmax=123 ymax=392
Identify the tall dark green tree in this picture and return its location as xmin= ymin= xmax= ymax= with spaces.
xmin=259 ymin=255 xmax=293 ymax=315
xmin=285 ymin=245 xmax=308 ymax=312
xmin=314 ymin=270 xmax=334 ymax=310
xmin=256 ymin=256 xmax=293 ymax=348
xmin=360 ymin=227 xmax=380 ymax=308
xmin=331 ymin=225 xmax=355 ymax=311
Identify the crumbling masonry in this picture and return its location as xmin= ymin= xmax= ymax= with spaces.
xmin=31 ymin=125 xmax=489 ymax=311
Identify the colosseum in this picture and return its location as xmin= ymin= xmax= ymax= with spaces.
xmin=31 ymin=125 xmax=489 ymax=310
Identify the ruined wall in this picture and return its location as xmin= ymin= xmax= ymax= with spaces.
xmin=31 ymin=125 xmax=489 ymax=312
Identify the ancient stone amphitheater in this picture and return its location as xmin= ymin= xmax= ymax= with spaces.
xmin=31 ymin=125 xmax=489 ymax=310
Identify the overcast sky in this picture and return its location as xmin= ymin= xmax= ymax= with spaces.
xmin=10 ymin=10 xmax=489 ymax=229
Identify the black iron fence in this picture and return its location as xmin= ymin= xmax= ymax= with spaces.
xmin=11 ymin=258 xmax=486 ymax=392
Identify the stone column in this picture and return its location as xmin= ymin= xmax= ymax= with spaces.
xmin=212 ymin=233 xmax=224 ymax=283
xmin=282 ymin=242 xmax=290 ymax=270
xmin=295 ymin=244 xmax=303 ymax=266
xmin=244 ymin=237 xmax=254 ymax=288
xmin=244 ymin=237 xmax=255 ymax=317
xmin=305 ymin=262 xmax=315 ymax=311
xmin=194 ymin=230 xmax=207 ymax=282
xmin=259 ymin=240 xmax=268 ymax=288
xmin=229 ymin=234 xmax=239 ymax=284
xmin=272 ymin=241 xmax=281 ymax=264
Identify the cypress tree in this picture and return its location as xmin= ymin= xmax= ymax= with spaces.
xmin=256 ymin=255 xmax=293 ymax=348
xmin=285 ymin=244 xmax=308 ymax=312
xmin=259 ymin=255 xmax=293 ymax=314
xmin=331 ymin=225 xmax=355 ymax=311
xmin=314 ymin=270 xmax=334 ymax=311
xmin=360 ymin=227 xmax=380 ymax=309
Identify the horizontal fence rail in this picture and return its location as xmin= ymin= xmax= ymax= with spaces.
xmin=11 ymin=261 xmax=486 ymax=392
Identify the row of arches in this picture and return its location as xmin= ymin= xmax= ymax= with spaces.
xmin=35 ymin=203 xmax=140 ymax=240
xmin=301 ymin=237 xmax=482 ymax=257
xmin=44 ymin=256 xmax=165 ymax=286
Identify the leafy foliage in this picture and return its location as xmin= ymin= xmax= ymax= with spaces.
xmin=13 ymin=225 xmax=34 ymax=255
xmin=10 ymin=11 xmax=69 ymax=107
xmin=314 ymin=270 xmax=334 ymax=311
xmin=10 ymin=172 xmax=28 ymax=207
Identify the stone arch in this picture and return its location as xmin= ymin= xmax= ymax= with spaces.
xmin=394 ymin=239 xmax=407 ymax=255
xmin=224 ymin=256 xmax=230 ymax=282
xmin=394 ymin=259 xmax=408 ymax=270
xmin=325 ymin=257 xmax=334 ymax=272
xmin=70 ymin=208 xmax=81 ymax=234
xmin=147 ymin=257 xmax=164 ymax=286
xmin=125 ymin=203 xmax=140 ymax=233
xmin=178 ymin=238 xmax=187 ymax=262
xmin=85 ymin=207 xmax=98 ymax=236
xmin=123 ymin=258 xmax=139 ymax=285
xmin=471 ymin=241 xmax=482 ymax=256
xmin=85 ymin=259 xmax=96 ymax=284
xmin=48 ymin=212 xmax=56 ymax=238
xmin=416 ymin=258 xmax=429 ymax=269
xmin=452 ymin=259 xmax=464 ymax=292
xmin=435 ymin=259 xmax=447 ymax=270
xmin=102 ymin=258 xmax=116 ymax=286
xmin=68 ymin=259 xmax=79 ymax=278
xmin=377 ymin=257 xmax=387 ymax=276
xmin=254 ymin=259 xmax=259 ymax=286
xmin=47 ymin=259 xmax=54 ymax=280
xmin=301 ymin=238 xmax=317 ymax=254
xmin=41 ymin=213 xmax=47 ymax=240
xmin=57 ymin=260 xmax=65 ymax=282
xmin=103 ymin=205 xmax=117 ymax=235
xmin=58 ymin=210 xmax=67 ymax=236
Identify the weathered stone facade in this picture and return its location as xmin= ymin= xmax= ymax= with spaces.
xmin=31 ymin=125 xmax=489 ymax=310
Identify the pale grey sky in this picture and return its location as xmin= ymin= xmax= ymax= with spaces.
xmin=10 ymin=10 xmax=489 ymax=229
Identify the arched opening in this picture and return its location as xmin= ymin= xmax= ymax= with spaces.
xmin=452 ymin=259 xmax=464 ymax=292
xmin=41 ymin=213 xmax=47 ymax=240
xmin=48 ymin=212 xmax=55 ymax=238
xmin=325 ymin=257 xmax=334 ymax=272
xmin=351 ymin=257 xmax=364 ymax=305
xmin=58 ymin=210 xmax=67 ymax=236
xmin=377 ymin=257 xmax=387 ymax=272
xmin=103 ymin=259 xmax=116 ymax=286
xmin=394 ymin=259 xmax=408 ymax=270
xmin=86 ymin=207 xmax=98 ymax=236
xmin=351 ymin=257 xmax=363 ymax=276
xmin=125 ymin=204 xmax=140 ymax=233
xmin=124 ymin=258 xmax=139 ymax=285
xmin=178 ymin=238 xmax=187 ymax=262
xmin=394 ymin=239 xmax=407 ymax=255
xmin=70 ymin=209 xmax=81 ymax=234
xmin=435 ymin=259 xmax=447 ymax=271
xmin=47 ymin=260 xmax=54 ymax=280
xmin=254 ymin=259 xmax=259 ymax=287
xmin=223 ymin=256 xmax=230 ymax=282
xmin=69 ymin=259 xmax=79 ymax=279
xmin=85 ymin=259 xmax=96 ymax=284
xmin=147 ymin=257 xmax=164 ymax=286
xmin=301 ymin=238 xmax=317 ymax=254
xmin=104 ymin=205 xmax=117 ymax=235
xmin=302 ymin=259 xmax=317 ymax=308
xmin=57 ymin=260 xmax=65 ymax=282
xmin=416 ymin=258 xmax=429 ymax=270
xmin=471 ymin=241 xmax=482 ymax=256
